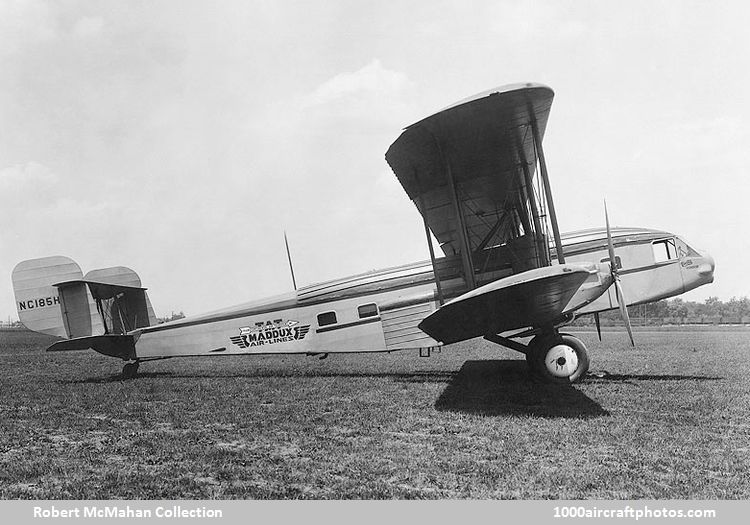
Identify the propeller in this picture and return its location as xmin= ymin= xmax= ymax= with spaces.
xmin=605 ymin=200 xmax=635 ymax=346
xmin=594 ymin=312 xmax=602 ymax=341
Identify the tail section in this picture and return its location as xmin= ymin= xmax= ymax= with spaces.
xmin=13 ymin=257 xmax=156 ymax=341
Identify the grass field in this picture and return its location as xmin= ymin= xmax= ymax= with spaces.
xmin=1 ymin=328 xmax=749 ymax=499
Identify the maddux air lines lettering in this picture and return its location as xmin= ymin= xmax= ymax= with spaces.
xmin=230 ymin=319 xmax=311 ymax=349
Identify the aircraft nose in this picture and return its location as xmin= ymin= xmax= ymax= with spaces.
xmin=698 ymin=252 xmax=715 ymax=280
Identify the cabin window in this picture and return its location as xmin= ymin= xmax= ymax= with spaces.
xmin=358 ymin=303 xmax=378 ymax=319
xmin=317 ymin=311 xmax=337 ymax=327
xmin=652 ymin=238 xmax=677 ymax=263
xmin=600 ymin=255 xmax=622 ymax=270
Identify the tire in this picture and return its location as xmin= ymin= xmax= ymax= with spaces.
xmin=525 ymin=335 xmax=545 ymax=375
xmin=122 ymin=362 xmax=139 ymax=379
xmin=532 ymin=334 xmax=589 ymax=383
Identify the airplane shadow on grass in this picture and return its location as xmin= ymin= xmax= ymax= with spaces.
xmin=69 ymin=360 xmax=607 ymax=419
xmin=434 ymin=360 xmax=610 ymax=419
xmin=65 ymin=360 xmax=722 ymax=420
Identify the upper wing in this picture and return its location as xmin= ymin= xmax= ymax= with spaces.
xmin=386 ymin=83 xmax=554 ymax=267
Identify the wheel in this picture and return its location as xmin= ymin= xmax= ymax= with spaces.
xmin=121 ymin=361 xmax=139 ymax=379
xmin=532 ymin=334 xmax=589 ymax=383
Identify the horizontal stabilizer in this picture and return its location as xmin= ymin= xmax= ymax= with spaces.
xmin=419 ymin=264 xmax=596 ymax=344
xmin=47 ymin=334 xmax=136 ymax=360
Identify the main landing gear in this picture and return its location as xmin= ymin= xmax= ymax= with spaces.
xmin=527 ymin=333 xmax=589 ymax=383
xmin=485 ymin=330 xmax=590 ymax=383
xmin=121 ymin=360 xmax=140 ymax=379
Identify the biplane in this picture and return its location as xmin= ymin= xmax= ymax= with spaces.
xmin=12 ymin=83 xmax=715 ymax=382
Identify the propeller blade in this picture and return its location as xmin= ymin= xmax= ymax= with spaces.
xmin=594 ymin=312 xmax=602 ymax=341
xmin=605 ymin=199 xmax=617 ymax=275
xmin=614 ymin=278 xmax=635 ymax=347
xmin=605 ymin=200 xmax=635 ymax=347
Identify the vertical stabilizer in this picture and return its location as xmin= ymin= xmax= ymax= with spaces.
xmin=12 ymin=256 xmax=99 ymax=337
xmin=84 ymin=267 xmax=157 ymax=331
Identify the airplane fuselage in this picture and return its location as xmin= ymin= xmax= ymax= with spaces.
xmin=131 ymin=227 xmax=715 ymax=360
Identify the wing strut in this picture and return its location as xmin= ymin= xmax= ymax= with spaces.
xmin=434 ymin=136 xmax=477 ymax=290
xmin=416 ymin=185 xmax=445 ymax=306
xmin=520 ymin=158 xmax=549 ymax=266
xmin=531 ymin=117 xmax=565 ymax=264
xmin=475 ymin=218 xmax=503 ymax=253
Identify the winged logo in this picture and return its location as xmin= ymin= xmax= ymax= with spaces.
xmin=229 ymin=334 xmax=249 ymax=349
xmin=294 ymin=324 xmax=311 ymax=340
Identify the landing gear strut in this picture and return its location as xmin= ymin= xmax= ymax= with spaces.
xmin=121 ymin=360 xmax=140 ymax=379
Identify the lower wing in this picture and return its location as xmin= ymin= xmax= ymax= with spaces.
xmin=419 ymin=263 xmax=609 ymax=344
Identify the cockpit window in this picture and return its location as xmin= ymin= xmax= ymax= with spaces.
xmin=675 ymin=237 xmax=700 ymax=258
xmin=652 ymin=238 xmax=677 ymax=262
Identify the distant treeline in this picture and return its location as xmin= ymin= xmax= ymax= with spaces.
xmin=1 ymin=310 xmax=188 ymax=330
xmin=574 ymin=296 xmax=750 ymax=326
xmin=157 ymin=311 xmax=186 ymax=324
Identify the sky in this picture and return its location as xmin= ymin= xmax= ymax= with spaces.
xmin=1 ymin=0 xmax=748 ymax=321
